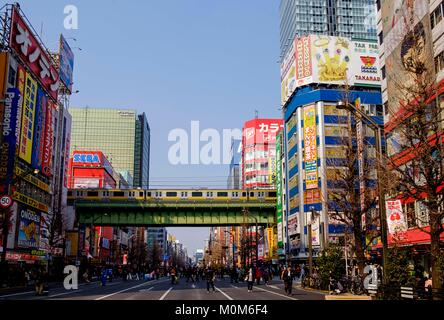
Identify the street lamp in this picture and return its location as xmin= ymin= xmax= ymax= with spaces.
xmin=335 ymin=100 xmax=389 ymax=284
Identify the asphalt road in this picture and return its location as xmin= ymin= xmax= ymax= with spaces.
xmin=0 ymin=277 xmax=325 ymax=300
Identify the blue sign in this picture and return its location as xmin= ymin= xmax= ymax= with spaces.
xmin=1 ymin=88 xmax=20 ymax=187
xmin=163 ymin=254 xmax=169 ymax=261
xmin=59 ymin=34 xmax=74 ymax=92
xmin=73 ymin=154 xmax=100 ymax=163
xmin=31 ymin=87 xmax=45 ymax=171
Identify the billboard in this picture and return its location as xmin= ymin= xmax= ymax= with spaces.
xmin=276 ymin=133 xmax=283 ymax=247
xmin=18 ymin=73 xmax=37 ymax=164
xmin=31 ymin=86 xmax=46 ymax=170
xmin=9 ymin=7 xmax=59 ymax=101
xmin=386 ymin=200 xmax=408 ymax=235
xmin=0 ymin=88 xmax=21 ymax=188
xmin=59 ymin=34 xmax=74 ymax=92
xmin=41 ymin=100 xmax=54 ymax=177
xmin=280 ymin=35 xmax=381 ymax=105
xmin=288 ymin=214 xmax=298 ymax=236
xmin=17 ymin=204 xmax=41 ymax=249
xmin=243 ymin=119 xmax=284 ymax=147
xmin=303 ymin=105 xmax=318 ymax=190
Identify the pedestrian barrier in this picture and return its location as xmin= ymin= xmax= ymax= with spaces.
xmin=400 ymin=286 xmax=415 ymax=300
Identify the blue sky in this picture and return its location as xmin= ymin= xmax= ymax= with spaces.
xmin=16 ymin=0 xmax=281 ymax=254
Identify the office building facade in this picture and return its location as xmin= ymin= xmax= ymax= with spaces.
xmin=280 ymin=0 xmax=377 ymax=59
xmin=69 ymin=107 xmax=150 ymax=188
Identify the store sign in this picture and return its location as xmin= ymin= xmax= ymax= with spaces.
xmin=288 ymin=214 xmax=299 ymax=236
xmin=41 ymin=100 xmax=54 ymax=177
xmin=280 ymin=39 xmax=296 ymax=106
xmin=295 ymin=36 xmax=313 ymax=87
xmin=31 ymin=86 xmax=45 ymax=170
xmin=304 ymin=105 xmax=318 ymax=189
xmin=9 ymin=7 xmax=59 ymax=100
xmin=17 ymin=205 xmax=41 ymax=249
xmin=0 ymin=88 xmax=20 ymax=187
xmin=15 ymin=167 xmax=50 ymax=192
xmin=12 ymin=191 xmax=48 ymax=212
xmin=385 ymin=200 xmax=408 ymax=234
xmin=276 ymin=134 xmax=283 ymax=247
xmin=73 ymin=153 xmax=101 ymax=164
xmin=18 ymin=73 xmax=37 ymax=164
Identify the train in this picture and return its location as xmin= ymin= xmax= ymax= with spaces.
xmin=67 ymin=189 xmax=277 ymax=202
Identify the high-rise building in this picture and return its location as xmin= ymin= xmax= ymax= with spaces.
xmin=69 ymin=107 xmax=150 ymax=188
xmin=279 ymin=0 xmax=377 ymax=59
xmin=146 ymin=227 xmax=167 ymax=260
xmin=227 ymin=139 xmax=241 ymax=189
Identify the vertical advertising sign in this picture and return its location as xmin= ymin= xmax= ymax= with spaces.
xmin=19 ymin=73 xmax=37 ymax=164
xmin=385 ymin=200 xmax=408 ymax=234
xmin=41 ymin=100 xmax=54 ymax=177
xmin=63 ymin=110 xmax=72 ymax=188
xmin=295 ymin=36 xmax=313 ymax=87
xmin=59 ymin=34 xmax=74 ymax=93
xmin=31 ymin=87 xmax=45 ymax=170
xmin=356 ymin=98 xmax=366 ymax=227
xmin=304 ymin=105 xmax=318 ymax=189
xmin=267 ymin=227 xmax=274 ymax=257
xmin=280 ymin=40 xmax=296 ymax=106
xmin=0 ymin=88 xmax=20 ymax=189
xmin=276 ymin=133 xmax=283 ymax=247
xmin=17 ymin=205 xmax=41 ymax=249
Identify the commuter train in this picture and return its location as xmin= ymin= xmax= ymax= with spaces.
xmin=67 ymin=189 xmax=277 ymax=202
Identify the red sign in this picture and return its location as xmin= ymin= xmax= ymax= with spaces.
xmin=9 ymin=7 xmax=59 ymax=101
xmin=243 ymin=119 xmax=283 ymax=146
xmin=41 ymin=100 xmax=54 ymax=177
xmin=0 ymin=195 xmax=13 ymax=209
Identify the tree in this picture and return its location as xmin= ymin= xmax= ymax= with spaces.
xmin=316 ymin=244 xmax=345 ymax=289
xmin=383 ymin=13 xmax=444 ymax=291
xmin=148 ymin=242 xmax=162 ymax=269
xmin=325 ymin=94 xmax=381 ymax=275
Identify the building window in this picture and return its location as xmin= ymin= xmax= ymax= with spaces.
xmin=378 ymin=31 xmax=383 ymax=45
xmin=435 ymin=50 xmax=444 ymax=73
xmin=381 ymin=65 xmax=386 ymax=79
xmin=431 ymin=1 xmax=444 ymax=29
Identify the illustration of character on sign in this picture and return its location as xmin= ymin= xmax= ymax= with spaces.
xmin=314 ymin=36 xmax=350 ymax=82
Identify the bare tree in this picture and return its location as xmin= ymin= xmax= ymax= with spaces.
xmin=383 ymin=17 xmax=444 ymax=290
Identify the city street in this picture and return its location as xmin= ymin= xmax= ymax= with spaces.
xmin=0 ymin=277 xmax=325 ymax=301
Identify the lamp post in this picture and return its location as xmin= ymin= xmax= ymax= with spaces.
xmin=335 ymin=100 xmax=389 ymax=285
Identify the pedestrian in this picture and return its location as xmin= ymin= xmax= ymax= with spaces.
xmin=425 ymin=277 xmax=433 ymax=300
xmin=263 ymin=268 xmax=269 ymax=285
xmin=83 ymin=270 xmax=90 ymax=283
xmin=100 ymin=268 xmax=107 ymax=286
xmin=255 ymin=268 xmax=262 ymax=285
xmin=34 ymin=268 xmax=44 ymax=296
xmin=205 ymin=267 xmax=215 ymax=293
xmin=245 ymin=268 xmax=254 ymax=292
xmin=283 ymin=266 xmax=293 ymax=295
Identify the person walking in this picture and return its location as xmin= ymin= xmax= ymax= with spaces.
xmin=283 ymin=266 xmax=293 ymax=295
xmin=245 ymin=268 xmax=254 ymax=292
xmin=205 ymin=267 xmax=215 ymax=293
xmin=34 ymin=268 xmax=44 ymax=296
xmin=100 ymin=268 xmax=107 ymax=286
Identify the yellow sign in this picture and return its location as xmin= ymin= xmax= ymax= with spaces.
xmin=19 ymin=73 xmax=38 ymax=164
xmin=12 ymin=191 xmax=48 ymax=212
xmin=304 ymin=105 xmax=318 ymax=189
xmin=267 ymin=228 xmax=274 ymax=257
xmin=15 ymin=167 xmax=50 ymax=192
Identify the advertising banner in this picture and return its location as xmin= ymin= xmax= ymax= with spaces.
xmin=267 ymin=227 xmax=274 ymax=256
xmin=0 ymin=88 xmax=20 ymax=188
xmin=39 ymin=212 xmax=50 ymax=252
xmin=41 ymin=100 xmax=54 ymax=177
xmin=304 ymin=105 xmax=318 ymax=189
xmin=0 ymin=202 xmax=18 ymax=251
xmin=356 ymin=98 xmax=366 ymax=217
xmin=63 ymin=109 xmax=72 ymax=188
xmin=276 ymin=133 xmax=283 ymax=247
xmin=280 ymin=39 xmax=296 ymax=106
xmin=295 ymin=36 xmax=313 ymax=87
xmin=13 ymin=191 xmax=48 ymax=212
xmin=9 ymin=7 xmax=59 ymax=100
xmin=243 ymin=119 xmax=284 ymax=147
xmin=288 ymin=214 xmax=298 ymax=236
xmin=31 ymin=86 xmax=46 ymax=170
xmin=304 ymin=189 xmax=321 ymax=205
xmin=59 ymin=34 xmax=74 ymax=92
xmin=18 ymin=73 xmax=37 ymax=164
xmin=17 ymin=204 xmax=41 ymax=249
xmin=386 ymin=200 xmax=408 ymax=234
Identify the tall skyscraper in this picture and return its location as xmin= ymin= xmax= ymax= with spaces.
xmin=69 ymin=107 xmax=150 ymax=187
xmin=279 ymin=0 xmax=377 ymax=59
xmin=227 ymin=139 xmax=241 ymax=189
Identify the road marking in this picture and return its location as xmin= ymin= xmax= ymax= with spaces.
xmin=254 ymin=286 xmax=299 ymax=300
xmin=215 ymin=287 xmax=234 ymax=300
xmin=139 ymin=287 xmax=154 ymax=292
xmin=47 ymin=290 xmax=84 ymax=298
xmin=159 ymin=287 xmax=173 ymax=300
xmin=230 ymin=285 xmax=239 ymax=289
xmin=0 ymin=291 xmax=35 ymax=298
xmin=95 ymin=281 xmax=154 ymax=300
xmin=266 ymin=285 xmax=279 ymax=290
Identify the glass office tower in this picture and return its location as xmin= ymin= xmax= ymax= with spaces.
xmin=69 ymin=107 xmax=150 ymax=188
xmin=279 ymin=0 xmax=377 ymax=59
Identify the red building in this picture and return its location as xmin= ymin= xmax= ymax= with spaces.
xmin=241 ymin=119 xmax=283 ymax=189
xmin=68 ymin=151 xmax=116 ymax=189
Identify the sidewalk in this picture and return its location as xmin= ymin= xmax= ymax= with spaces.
xmin=293 ymin=283 xmax=372 ymax=300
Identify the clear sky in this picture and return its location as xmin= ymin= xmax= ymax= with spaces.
xmin=15 ymin=0 xmax=281 ymax=255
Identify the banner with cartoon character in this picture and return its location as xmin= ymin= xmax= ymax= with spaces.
xmin=17 ymin=205 xmax=41 ymax=249
xmin=385 ymin=200 xmax=408 ymax=234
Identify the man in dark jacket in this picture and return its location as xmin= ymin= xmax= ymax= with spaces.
xmin=205 ymin=267 xmax=215 ymax=293
xmin=282 ymin=266 xmax=294 ymax=295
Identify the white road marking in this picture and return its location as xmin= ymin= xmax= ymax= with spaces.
xmin=254 ymin=286 xmax=299 ymax=300
xmin=266 ymin=285 xmax=279 ymax=290
xmin=230 ymin=285 xmax=239 ymax=289
xmin=0 ymin=291 xmax=35 ymax=298
xmin=215 ymin=287 xmax=234 ymax=300
xmin=47 ymin=290 xmax=84 ymax=298
xmin=139 ymin=287 xmax=154 ymax=292
xmin=159 ymin=287 xmax=173 ymax=300
xmin=95 ymin=281 xmax=154 ymax=300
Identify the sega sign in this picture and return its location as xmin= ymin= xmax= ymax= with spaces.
xmin=73 ymin=154 xmax=100 ymax=164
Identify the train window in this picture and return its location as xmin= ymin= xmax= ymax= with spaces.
xmin=242 ymin=192 xmax=246 ymax=197
xmin=217 ymin=192 xmax=228 ymax=197
xmin=267 ymin=192 xmax=277 ymax=197
xmin=192 ymin=192 xmax=202 ymax=197
xmin=232 ymin=192 xmax=239 ymax=197
xmin=139 ymin=192 xmax=144 ymax=197
xmin=87 ymin=191 xmax=98 ymax=197
xmin=166 ymin=192 xmax=177 ymax=197
xmin=67 ymin=191 xmax=72 ymax=197
xmin=147 ymin=192 xmax=151 ymax=197
xmin=250 ymin=192 xmax=254 ymax=197
xmin=113 ymin=191 xmax=124 ymax=197
xmin=103 ymin=191 xmax=110 ymax=197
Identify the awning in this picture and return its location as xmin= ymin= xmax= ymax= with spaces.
xmin=373 ymin=225 xmax=444 ymax=248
